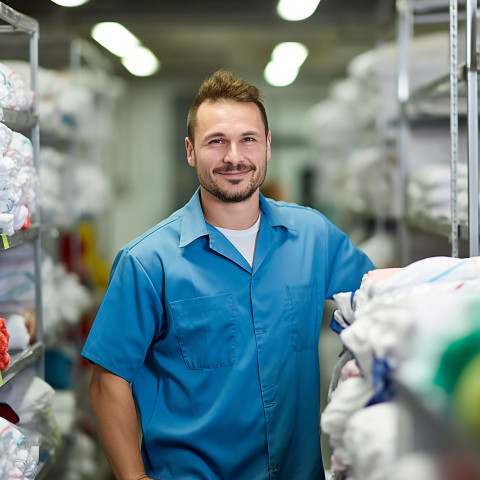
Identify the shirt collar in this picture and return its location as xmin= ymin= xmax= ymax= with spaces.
xmin=259 ymin=193 xmax=297 ymax=232
xmin=179 ymin=188 xmax=209 ymax=247
xmin=179 ymin=188 xmax=297 ymax=248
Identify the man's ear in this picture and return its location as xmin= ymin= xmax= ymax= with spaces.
xmin=185 ymin=137 xmax=195 ymax=167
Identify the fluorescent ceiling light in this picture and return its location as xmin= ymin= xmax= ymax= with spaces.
xmin=276 ymin=0 xmax=321 ymax=21
xmin=121 ymin=46 xmax=161 ymax=77
xmin=264 ymin=62 xmax=300 ymax=87
xmin=91 ymin=21 xmax=160 ymax=77
xmin=50 ymin=0 xmax=90 ymax=6
xmin=91 ymin=22 xmax=140 ymax=57
xmin=271 ymin=42 xmax=309 ymax=69
xmin=264 ymin=42 xmax=308 ymax=87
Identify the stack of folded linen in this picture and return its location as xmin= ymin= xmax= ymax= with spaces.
xmin=407 ymin=163 xmax=469 ymax=223
xmin=37 ymin=146 xmax=70 ymax=226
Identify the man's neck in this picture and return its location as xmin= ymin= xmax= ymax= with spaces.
xmin=200 ymin=188 xmax=261 ymax=230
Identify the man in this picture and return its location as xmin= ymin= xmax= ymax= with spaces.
xmin=82 ymin=70 xmax=374 ymax=480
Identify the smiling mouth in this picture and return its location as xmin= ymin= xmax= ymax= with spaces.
xmin=220 ymin=171 xmax=249 ymax=178
xmin=214 ymin=166 xmax=254 ymax=175
xmin=216 ymin=170 xmax=252 ymax=183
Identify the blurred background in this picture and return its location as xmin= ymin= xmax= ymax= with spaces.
xmin=0 ymin=1 xmax=478 ymax=479
xmin=8 ymin=0 xmax=397 ymax=260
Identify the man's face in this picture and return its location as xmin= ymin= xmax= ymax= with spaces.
xmin=185 ymin=101 xmax=271 ymax=203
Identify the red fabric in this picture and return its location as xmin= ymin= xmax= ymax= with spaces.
xmin=21 ymin=214 xmax=31 ymax=230
xmin=0 ymin=318 xmax=10 ymax=371
xmin=0 ymin=402 xmax=19 ymax=423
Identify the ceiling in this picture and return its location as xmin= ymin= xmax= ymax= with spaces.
xmin=6 ymin=0 xmax=397 ymax=91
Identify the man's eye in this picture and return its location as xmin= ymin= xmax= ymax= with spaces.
xmin=209 ymin=139 xmax=223 ymax=144
xmin=244 ymin=137 xmax=255 ymax=142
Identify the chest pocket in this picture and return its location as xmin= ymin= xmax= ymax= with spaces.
xmin=169 ymin=293 xmax=236 ymax=370
xmin=287 ymin=284 xmax=318 ymax=351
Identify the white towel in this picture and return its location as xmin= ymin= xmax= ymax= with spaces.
xmin=5 ymin=313 xmax=30 ymax=351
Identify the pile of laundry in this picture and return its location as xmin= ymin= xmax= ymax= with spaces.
xmin=0 ymin=62 xmax=35 ymax=112
xmin=0 ymin=244 xmax=91 ymax=337
xmin=323 ymin=256 xmax=480 ymax=480
xmin=0 ymin=417 xmax=38 ymax=480
xmin=0 ymin=368 xmax=60 ymax=480
xmin=0 ymin=123 xmax=38 ymax=235
xmin=38 ymin=146 xmax=113 ymax=226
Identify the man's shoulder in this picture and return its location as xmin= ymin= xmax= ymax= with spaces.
xmin=122 ymin=207 xmax=186 ymax=256
xmin=263 ymin=197 xmax=328 ymax=226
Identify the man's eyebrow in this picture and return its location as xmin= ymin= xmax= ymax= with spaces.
xmin=202 ymin=130 xmax=261 ymax=140
xmin=203 ymin=132 xmax=224 ymax=140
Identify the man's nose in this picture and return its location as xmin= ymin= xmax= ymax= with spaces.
xmin=224 ymin=142 xmax=244 ymax=164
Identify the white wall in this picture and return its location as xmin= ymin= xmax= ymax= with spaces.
xmin=101 ymin=80 xmax=178 ymax=262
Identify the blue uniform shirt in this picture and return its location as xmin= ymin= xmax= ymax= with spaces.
xmin=81 ymin=189 xmax=374 ymax=480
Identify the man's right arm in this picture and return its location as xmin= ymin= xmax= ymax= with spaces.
xmin=89 ymin=364 xmax=153 ymax=480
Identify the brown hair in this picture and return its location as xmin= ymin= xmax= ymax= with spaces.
xmin=187 ymin=69 xmax=269 ymax=144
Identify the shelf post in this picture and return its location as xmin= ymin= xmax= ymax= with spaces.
xmin=466 ymin=0 xmax=479 ymax=256
xmin=396 ymin=0 xmax=413 ymax=265
xmin=28 ymin=19 xmax=44 ymax=377
xmin=450 ymin=0 xmax=459 ymax=258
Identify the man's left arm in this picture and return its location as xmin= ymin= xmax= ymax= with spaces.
xmin=324 ymin=221 xmax=375 ymax=299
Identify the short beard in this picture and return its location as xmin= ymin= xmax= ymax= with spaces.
xmin=209 ymin=185 xmax=257 ymax=203
xmin=195 ymin=160 xmax=267 ymax=204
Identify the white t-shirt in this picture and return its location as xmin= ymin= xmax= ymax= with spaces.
xmin=215 ymin=215 xmax=261 ymax=267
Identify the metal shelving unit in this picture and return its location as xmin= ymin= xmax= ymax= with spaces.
xmin=0 ymin=107 xmax=38 ymax=128
xmin=0 ymin=2 xmax=43 ymax=370
xmin=394 ymin=0 xmax=480 ymax=470
xmin=1 ymin=341 xmax=44 ymax=385
xmin=397 ymin=0 xmax=479 ymax=260
xmin=0 ymin=3 xmax=57 ymax=479
xmin=28 ymin=33 xmax=121 ymax=480
xmin=0 ymin=2 xmax=43 ymax=362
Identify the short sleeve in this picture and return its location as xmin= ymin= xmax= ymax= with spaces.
xmin=324 ymin=219 xmax=375 ymax=299
xmin=81 ymin=248 xmax=164 ymax=383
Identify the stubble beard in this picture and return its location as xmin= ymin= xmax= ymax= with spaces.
xmin=195 ymin=158 xmax=267 ymax=204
